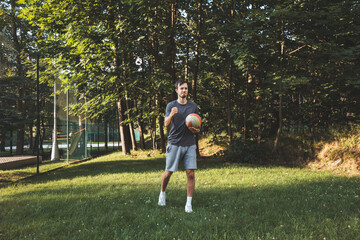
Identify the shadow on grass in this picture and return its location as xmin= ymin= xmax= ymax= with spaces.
xmin=1 ymin=171 xmax=359 ymax=239
xmin=20 ymin=156 xmax=308 ymax=186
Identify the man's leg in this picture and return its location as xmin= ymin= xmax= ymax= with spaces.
xmin=185 ymin=169 xmax=195 ymax=213
xmin=186 ymin=169 xmax=195 ymax=196
xmin=158 ymin=170 xmax=173 ymax=206
xmin=161 ymin=170 xmax=173 ymax=192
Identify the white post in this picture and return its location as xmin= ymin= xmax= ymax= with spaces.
xmin=66 ymin=83 xmax=69 ymax=164
xmin=51 ymin=82 xmax=60 ymax=161
xmin=84 ymin=97 xmax=88 ymax=158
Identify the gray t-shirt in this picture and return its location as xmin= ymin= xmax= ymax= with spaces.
xmin=165 ymin=100 xmax=199 ymax=146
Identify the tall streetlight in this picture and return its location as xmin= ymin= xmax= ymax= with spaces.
xmin=36 ymin=54 xmax=40 ymax=173
xmin=51 ymin=81 xmax=60 ymax=161
xmin=66 ymin=82 xmax=69 ymax=164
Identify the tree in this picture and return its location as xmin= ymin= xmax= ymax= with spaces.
xmin=17 ymin=0 xmax=360 ymax=159
xmin=1 ymin=0 xmax=36 ymax=154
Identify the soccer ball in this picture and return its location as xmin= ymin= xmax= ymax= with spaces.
xmin=185 ymin=113 xmax=201 ymax=129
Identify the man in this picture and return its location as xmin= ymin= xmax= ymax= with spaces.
xmin=158 ymin=79 xmax=200 ymax=213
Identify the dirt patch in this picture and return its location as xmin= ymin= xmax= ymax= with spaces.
xmin=307 ymin=140 xmax=360 ymax=177
xmin=308 ymin=157 xmax=360 ymax=177
xmin=198 ymin=136 xmax=227 ymax=157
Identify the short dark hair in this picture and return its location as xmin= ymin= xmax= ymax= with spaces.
xmin=174 ymin=79 xmax=188 ymax=89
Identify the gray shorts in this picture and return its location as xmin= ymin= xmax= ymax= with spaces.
xmin=165 ymin=144 xmax=197 ymax=172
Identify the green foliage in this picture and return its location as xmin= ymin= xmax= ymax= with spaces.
xmin=224 ymin=123 xmax=360 ymax=172
xmin=0 ymin=0 xmax=44 ymax=154
xmin=224 ymin=139 xmax=273 ymax=163
xmin=2 ymin=0 xmax=358 ymax=152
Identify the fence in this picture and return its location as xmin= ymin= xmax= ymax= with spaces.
xmin=0 ymin=83 xmax=127 ymax=162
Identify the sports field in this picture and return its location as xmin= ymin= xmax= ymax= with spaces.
xmin=1 ymin=150 xmax=359 ymax=239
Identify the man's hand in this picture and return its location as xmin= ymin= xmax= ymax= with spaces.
xmin=170 ymin=107 xmax=178 ymax=117
xmin=188 ymin=127 xmax=200 ymax=134
xmin=165 ymin=107 xmax=178 ymax=127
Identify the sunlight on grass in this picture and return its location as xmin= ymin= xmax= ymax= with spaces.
xmin=0 ymin=159 xmax=75 ymax=183
xmin=309 ymin=124 xmax=360 ymax=176
xmin=1 ymin=150 xmax=359 ymax=239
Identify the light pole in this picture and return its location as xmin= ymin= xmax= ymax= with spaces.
xmin=51 ymin=81 xmax=60 ymax=161
xmin=66 ymin=82 xmax=69 ymax=164
xmin=36 ymin=54 xmax=40 ymax=173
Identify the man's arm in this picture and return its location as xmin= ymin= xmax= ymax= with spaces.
xmin=188 ymin=105 xmax=201 ymax=133
xmin=188 ymin=127 xmax=200 ymax=134
xmin=165 ymin=107 xmax=178 ymax=127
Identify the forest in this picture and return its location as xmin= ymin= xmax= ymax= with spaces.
xmin=1 ymin=0 xmax=359 ymax=159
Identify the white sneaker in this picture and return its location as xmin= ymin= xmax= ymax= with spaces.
xmin=158 ymin=193 xmax=166 ymax=206
xmin=185 ymin=204 xmax=193 ymax=213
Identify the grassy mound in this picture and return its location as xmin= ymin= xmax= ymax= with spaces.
xmin=218 ymin=124 xmax=360 ymax=176
xmin=309 ymin=125 xmax=360 ymax=176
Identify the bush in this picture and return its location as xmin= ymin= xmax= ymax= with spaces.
xmin=222 ymin=124 xmax=360 ymax=168
xmin=224 ymin=135 xmax=314 ymax=165
xmin=224 ymin=138 xmax=272 ymax=163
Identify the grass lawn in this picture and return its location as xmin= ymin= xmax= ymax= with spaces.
xmin=1 ymin=150 xmax=359 ymax=239
xmin=0 ymin=159 xmax=78 ymax=184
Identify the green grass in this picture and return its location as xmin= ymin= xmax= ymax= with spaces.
xmin=0 ymin=147 xmax=121 ymax=184
xmin=0 ymin=159 xmax=84 ymax=184
xmin=1 ymin=150 xmax=359 ymax=239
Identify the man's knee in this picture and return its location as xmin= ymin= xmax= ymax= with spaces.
xmin=186 ymin=170 xmax=195 ymax=180
xmin=163 ymin=171 xmax=173 ymax=179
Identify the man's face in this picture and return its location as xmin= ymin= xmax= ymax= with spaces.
xmin=176 ymin=83 xmax=188 ymax=99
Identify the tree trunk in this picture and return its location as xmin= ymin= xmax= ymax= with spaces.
xmin=125 ymin=94 xmax=137 ymax=151
xmin=158 ymin=116 xmax=165 ymax=153
xmin=16 ymin=127 xmax=24 ymax=155
xmin=192 ymin=0 xmax=202 ymax=157
xmin=158 ymin=91 xmax=166 ymax=153
xmin=227 ymin=60 xmax=233 ymax=143
xmin=192 ymin=0 xmax=202 ymax=101
xmin=138 ymin=122 xmax=146 ymax=150
xmin=10 ymin=128 xmax=13 ymax=155
xmin=121 ymin=49 xmax=137 ymax=152
xmin=134 ymin=99 xmax=145 ymax=150
xmin=104 ymin=118 xmax=108 ymax=152
xmin=139 ymin=123 xmax=145 ymax=150
xmin=184 ymin=0 xmax=191 ymax=83
xmin=165 ymin=0 xmax=177 ymax=99
xmin=0 ymin=130 xmax=5 ymax=152
xmin=243 ymin=72 xmax=252 ymax=142
xmin=107 ymin=2 xmax=131 ymax=155
xmin=40 ymin=118 xmax=45 ymax=154
xmin=151 ymin=116 xmax=157 ymax=150
xmin=184 ymin=33 xmax=189 ymax=82
xmin=123 ymin=120 xmax=132 ymax=154
xmin=169 ymin=0 xmax=177 ymax=84
xmin=117 ymin=99 xmax=131 ymax=155
xmin=227 ymin=3 xmax=234 ymax=144
xmin=11 ymin=0 xmax=24 ymax=155
xmin=273 ymin=83 xmax=283 ymax=152
xmin=148 ymin=5 xmax=161 ymax=70
xmin=273 ymin=19 xmax=285 ymax=153
xmin=29 ymin=123 xmax=34 ymax=151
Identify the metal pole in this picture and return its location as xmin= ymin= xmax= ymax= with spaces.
xmin=10 ymin=128 xmax=13 ymax=155
xmin=51 ymin=82 xmax=60 ymax=161
xmin=36 ymin=54 xmax=40 ymax=173
xmin=89 ymin=114 xmax=92 ymax=155
xmin=112 ymin=117 xmax=115 ymax=151
xmin=97 ymin=117 xmax=100 ymax=153
xmin=107 ymin=121 xmax=109 ymax=152
xmin=66 ymin=83 xmax=69 ymax=164
xmin=117 ymin=108 xmax=120 ymax=149
xmin=84 ymin=97 xmax=87 ymax=158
